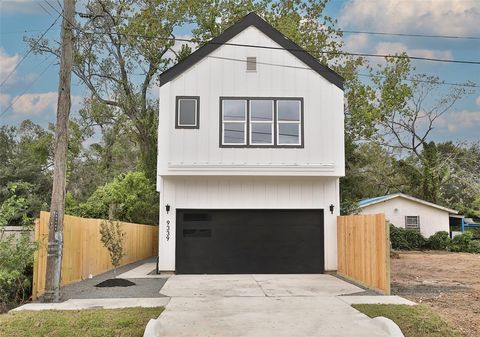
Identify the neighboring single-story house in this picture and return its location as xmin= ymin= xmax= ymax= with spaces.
xmin=358 ymin=193 xmax=458 ymax=237
xmin=156 ymin=13 xmax=345 ymax=274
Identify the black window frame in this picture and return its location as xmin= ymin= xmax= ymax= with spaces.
xmin=219 ymin=97 xmax=304 ymax=148
xmin=175 ymin=96 xmax=200 ymax=129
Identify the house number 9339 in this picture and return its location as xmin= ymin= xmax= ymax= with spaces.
xmin=166 ymin=220 xmax=170 ymax=241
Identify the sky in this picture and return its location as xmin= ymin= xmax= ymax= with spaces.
xmin=0 ymin=0 xmax=479 ymax=143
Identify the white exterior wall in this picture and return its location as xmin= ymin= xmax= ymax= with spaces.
xmin=157 ymin=25 xmax=344 ymax=177
xmin=158 ymin=176 xmax=340 ymax=271
xmin=359 ymin=198 xmax=450 ymax=237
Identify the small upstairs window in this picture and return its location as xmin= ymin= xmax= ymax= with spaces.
xmin=246 ymin=57 xmax=256 ymax=72
xmin=176 ymin=96 xmax=199 ymax=129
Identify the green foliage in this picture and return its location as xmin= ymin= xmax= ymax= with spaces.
xmin=0 ymin=225 xmax=38 ymax=312
xmin=390 ymin=224 xmax=412 ymax=250
xmin=99 ymin=220 xmax=126 ymax=270
xmin=0 ymin=122 xmax=52 ymax=225
xmin=390 ymin=224 xmax=426 ymax=250
xmin=426 ymin=231 xmax=451 ymax=250
xmin=450 ymin=232 xmax=480 ymax=253
xmin=71 ymin=171 xmax=159 ymax=225
xmin=390 ymin=224 xmax=480 ymax=254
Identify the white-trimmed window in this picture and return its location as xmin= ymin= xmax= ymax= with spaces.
xmin=277 ymin=100 xmax=301 ymax=145
xmin=250 ymin=100 xmax=273 ymax=145
xmin=176 ymin=96 xmax=199 ymax=129
xmin=222 ymin=99 xmax=247 ymax=145
xmin=405 ymin=216 xmax=420 ymax=231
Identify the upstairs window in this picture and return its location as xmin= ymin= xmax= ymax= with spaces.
xmin=250 ymin=100 xmax=273 ymax=145
xmin=222 ymin=99 xmax=247 ymax=145
xmin=220 ymin=97 xmax=303 ymax=148
xmin=277 ymin=100 xmax=301 ymax=145
xmin=176 ymin=96 xmax=199 ymax=129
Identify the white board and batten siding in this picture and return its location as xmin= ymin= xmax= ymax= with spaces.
xmin=157 ymin=22 xmax=345 ymax=272
xmin=158 ymin=176 xmax=340 ymax=271
xmin=157 ymin=25 xmax=345 ymax=177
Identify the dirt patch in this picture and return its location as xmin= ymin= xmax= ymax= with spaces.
xmin=392 ymin=251 xmax=480 ymax=337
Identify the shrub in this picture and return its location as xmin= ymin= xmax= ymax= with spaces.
xmin=390 ymin=224 xmax=411 ymax=250
xmin=99 ymin=220 xmax=126 ymax=273
xmin=426 ymin=231 xmax=451 ymax=250
xmin=0 ymin=232 xmax=37 ymax=313
xmin=450 ymin=232 xmax=480 ymax=253
xmin=390 ymin=224 xmax=426 ymax=250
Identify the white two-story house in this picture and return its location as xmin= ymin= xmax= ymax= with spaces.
xmin=157 ymin=13 xmax=344 ymax=274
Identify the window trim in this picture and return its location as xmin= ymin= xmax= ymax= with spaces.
xmin=175 ymin=96 xmax=200 ymax=129
xmin=405 ymin=216 xmax=420 ymax=231
xmin=219 ymin=97 xmax=304 ymax=148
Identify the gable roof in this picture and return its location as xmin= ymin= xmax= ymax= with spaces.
xmin=358 ymin=193 xmax=458 ymax=214
xmin=159 ymin=12 xmax=344 ymax=90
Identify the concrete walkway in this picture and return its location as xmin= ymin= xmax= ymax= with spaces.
xmin=13 ymin=298 xmax=170 ymax=311
xmin=146 ymin=274 xmax=396 ymax=337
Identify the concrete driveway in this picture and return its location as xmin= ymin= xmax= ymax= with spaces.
xmin=147 ymin=274 xmax=391 ymax=337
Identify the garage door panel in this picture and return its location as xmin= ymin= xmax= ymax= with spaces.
xmin=176 ymin=209 xmax=324 ymax=274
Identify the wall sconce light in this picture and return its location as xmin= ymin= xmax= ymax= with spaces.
xmin=165 ymin=204 xmax=170 ymax=214
xmin=329 ymin=204 xmax=334 ymax=214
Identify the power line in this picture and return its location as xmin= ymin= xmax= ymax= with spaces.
xmin=0 ymin=58 xmax=56 ymax=119
xmin=77 ymin=31 xmax=480 ymax=65
xmin=46 ymin=8 xmax=480 ymax=65
xmin=207 ymin=55 xmax=479 ymax=88
xmin=339 ymin=29 xmax=480 ymax=40
xmin=0 ymin=14 xmax=60 ymax=88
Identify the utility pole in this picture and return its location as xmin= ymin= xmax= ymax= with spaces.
xmin=43 ymin=0 xmax=75 ymax=303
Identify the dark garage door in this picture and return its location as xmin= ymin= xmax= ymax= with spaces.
xmin=176 ymin=209 xmax=324 ymax=274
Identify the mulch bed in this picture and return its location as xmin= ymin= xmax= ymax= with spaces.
xmin=95 ymin=278 xmax=136 ymax=287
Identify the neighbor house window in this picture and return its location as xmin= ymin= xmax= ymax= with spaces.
xmin=405 ymin=216 xmax=420 ymax=231
xmin=220 ymin=97 xmax=303 ymax=147
xmin=176 ymin=96 xmax=199 ymax=128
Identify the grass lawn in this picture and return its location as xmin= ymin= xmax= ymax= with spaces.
xmin=352 ymin=304 xmax=461 ymax=337
xmin=0 ymin=307 xmax=163 ymax=337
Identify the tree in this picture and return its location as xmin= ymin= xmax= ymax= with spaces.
xmin=70 ymin=171 xmax=159 ymax=225
xmin=28 ymin=0 xmax=191 ymax=181
xmin=99 ymin=220 xmax=126 ymax=272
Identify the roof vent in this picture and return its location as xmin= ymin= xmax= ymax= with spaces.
xmin=246 ymin=57 xmax=256 ymax=72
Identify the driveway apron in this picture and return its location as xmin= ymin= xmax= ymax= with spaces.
xmin=149 ymin=274 xmax=390 ymax=337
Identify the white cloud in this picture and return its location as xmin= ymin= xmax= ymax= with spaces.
xmin=11 ymin=92 xmax=83 ymax=115
xmin=340 ymin=0 xmax=480 ymax=36
xmin=476 ymin=96 xmax=480 ymax=106
xmin=0 ymin=48 xmax=20 ymax=85
xmin=0 ymin=93 xmax=11 ymax=110
xmin=374 ymin=42 xmax=453 ymax=60
xmin=344 ymin=33 xmax=370 ymax=52
xmin=0 ymin=0 xmax=40 ymax=14
xmin=437 ymin=110 xmax=480 ymax=132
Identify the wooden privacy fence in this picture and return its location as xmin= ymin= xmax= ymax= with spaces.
xmin=337 ymin=213 xmax=390 ymax=295
xmin=33 ymin=211 xmax=158 ymax=299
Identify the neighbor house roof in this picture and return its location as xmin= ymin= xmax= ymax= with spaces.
xmin=159 ymin=12 xmax=344 ymax=90
xmin=358 ymin=193 xmax=459 ymax=214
